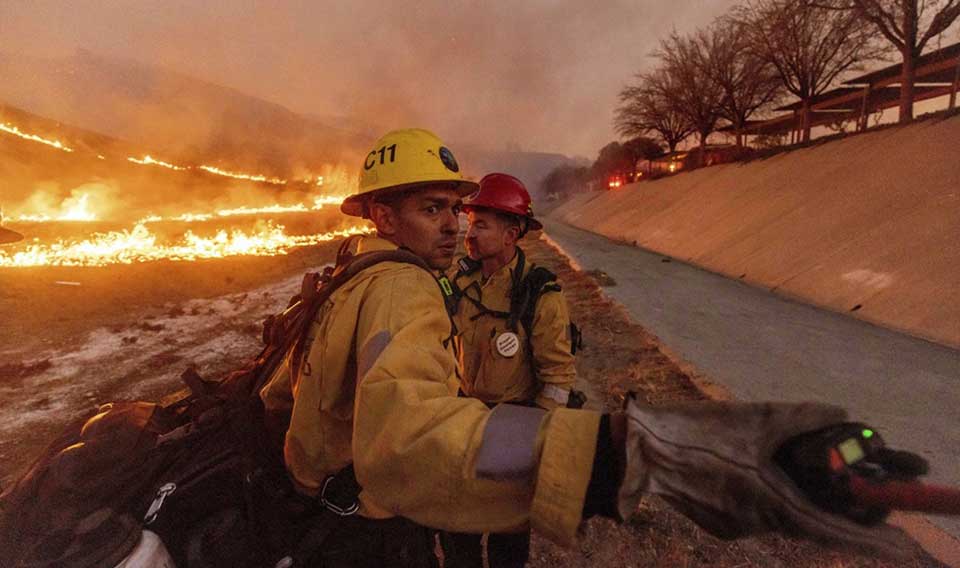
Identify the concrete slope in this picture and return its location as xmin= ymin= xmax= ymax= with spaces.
xmin=551 ymin=115 xmax=960 ymax=347
xmin=544 ymin=219 xmax=960 ymax=544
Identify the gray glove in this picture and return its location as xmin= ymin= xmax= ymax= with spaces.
xmin=617 ymin=395 xmax=914 ymax=559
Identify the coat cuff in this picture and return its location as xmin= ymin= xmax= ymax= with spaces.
xmin=530 ymin=408 xmax=602 ymax=545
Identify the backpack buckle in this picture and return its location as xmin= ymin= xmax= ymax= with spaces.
xmin=319 ymin=475 xmax=360 ymax=516
xmin=144 ymin=482 xmax=177 ymax=525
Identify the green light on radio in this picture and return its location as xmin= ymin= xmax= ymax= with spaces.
xmin=862 ymin=429 xmax=874 ymax=439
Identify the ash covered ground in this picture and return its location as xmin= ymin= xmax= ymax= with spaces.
xmin=0 ymin=234 xmax=343 ymax=486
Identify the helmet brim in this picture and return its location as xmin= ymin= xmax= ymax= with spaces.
xmin=460 ymin=204 xmax=542 ymax=233
xmin=341 ymin=179 xmax=480 ymax=217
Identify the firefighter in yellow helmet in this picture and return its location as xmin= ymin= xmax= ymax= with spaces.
xmin=260 ymin=128 xmax=600 ymax=565
xmin=442 ymin=173 xmax=580 ymax=567
xmin=259 ymin=128 xmax=914 ymax=566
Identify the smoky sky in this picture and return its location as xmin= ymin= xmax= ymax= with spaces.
xmin=1 ymin=1 xmax=737 ymax=159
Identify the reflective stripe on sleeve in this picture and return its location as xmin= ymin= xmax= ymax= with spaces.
xmin=358 ymin=330 xmax=391 ymax=379
xmin=541 ymin=384 xmax=571 ymax=406
xmin=475 ymin=404 xmax=547 ymax=481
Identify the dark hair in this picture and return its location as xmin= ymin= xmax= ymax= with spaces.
xmin=362 ymin=189 xmax=414 ymax=218
xmin=495 ymin=211 xmax=527 ymax=238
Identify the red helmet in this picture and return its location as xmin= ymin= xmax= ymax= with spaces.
xmin=463 ymin=173 xmax=542 ymax=232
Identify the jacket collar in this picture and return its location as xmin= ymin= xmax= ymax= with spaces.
xmin=482 ymin=248 xmax=522 ymax=289
xmin=356 ymin=235 xmax=400 ymax=254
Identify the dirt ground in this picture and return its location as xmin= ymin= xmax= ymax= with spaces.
xmin=0 ymin=240 xmax=344 ymax=485
xmin=0 ymin=230 xmax=945 ymax=567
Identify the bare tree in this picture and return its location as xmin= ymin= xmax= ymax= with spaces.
xmin=696 ymin=19 xmax=783 ymax=146
xmin=818 ymin=0 xmax=960 ymax=121
xmin=655 ymin=31 xmax=726 ymax=167
xmin=736 ymin=0 xmax=878 ymax=141
xmin=615 ymin=68 xmax=694 ymax=153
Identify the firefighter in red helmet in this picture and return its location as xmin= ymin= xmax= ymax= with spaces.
xmin=443 ymin=173 xmax=581 ymax=567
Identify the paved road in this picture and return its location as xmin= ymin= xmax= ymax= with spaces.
xmin=544 ymin=219 xmax=960 ymax=537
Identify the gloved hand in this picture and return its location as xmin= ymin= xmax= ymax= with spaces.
xmin=616 ymin=394 xmax=914 ymax=559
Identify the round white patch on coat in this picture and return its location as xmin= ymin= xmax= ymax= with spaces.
xmin=495 ymin=332 xmax=520 ymax=358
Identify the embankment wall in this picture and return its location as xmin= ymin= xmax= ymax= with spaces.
xmin=551 ymin=115 xmax=960 ymax=347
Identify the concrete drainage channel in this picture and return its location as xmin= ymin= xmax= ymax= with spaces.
xmin=543 ymin=219 xmax=960 ymax=567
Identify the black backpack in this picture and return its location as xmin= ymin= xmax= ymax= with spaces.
xmin=0 ymin=238 xmax=436 ymax=568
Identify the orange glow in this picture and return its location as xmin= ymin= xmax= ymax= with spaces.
xmin=127 ymin=155 xmax=188 ymax=170
xmin=198 ymin=165 xmax=287 ymax=185
xmin=0 ymin=122 xmax=74 ymax=152
xmin=0 ymin=118 xmax=363 ymax=267
xmin=16 ymin=193 xmax=98 ymax=222
xmin=57 ymin=193 xmax=97 ymax=221
xmin=137 ymin=196 xmax=347 ymax=224
xmin=312 ymin=196 xmax=344 ymax=208
xmin=0 ymin=222 xmax=370 ymax=267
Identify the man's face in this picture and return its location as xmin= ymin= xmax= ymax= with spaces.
xmin=464 ymin=208 xmax=513 ymax=262
xmin=384 ymin=186 xmax=462 ymax=270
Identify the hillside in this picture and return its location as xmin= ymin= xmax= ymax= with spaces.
xmin=550 ymin=113 xmax=960 ymax=348
xmin=454 ymin=145 xmax=589 ymax=199
xmin=0 ymin=102 xmax=338 ymax=220
xmin=0 ymin=50 xmax=367 ymax=171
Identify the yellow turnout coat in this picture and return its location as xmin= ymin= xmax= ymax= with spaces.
xmin=260 ymin=236 xmax=599 ymax=545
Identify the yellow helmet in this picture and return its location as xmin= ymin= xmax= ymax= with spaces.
xmin=341 ymin=128 xmax=479 ymax=217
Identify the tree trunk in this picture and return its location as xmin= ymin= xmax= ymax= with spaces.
xmin=858 ymin=84 xmax=871 ymax=132
xmin=900 ymin=46 xmax=916 ymax=123
xmin=698 ymin=131 xmax=709 ymax=168
xmin=950 ymin=56 xmax=960 ymax=110
xmin=801 ymin=100 xmax=812 ymax=142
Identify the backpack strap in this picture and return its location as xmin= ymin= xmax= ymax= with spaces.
xmin=511 ymin=250 xmax=561 ymax=340
xmin=441 ymin=256 xmax=481 ymax=318
xmin=287 ymin=246 xmax=436 ymax=380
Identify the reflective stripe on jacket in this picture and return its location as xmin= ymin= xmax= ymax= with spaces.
xmin=452 ymin=251 xmax=577 ymax=409
xmin=259 ymin=236 xmax=599 ymax=545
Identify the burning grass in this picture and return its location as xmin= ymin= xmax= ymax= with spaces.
xmin=0 ymin=221 xmax=367 ymax=267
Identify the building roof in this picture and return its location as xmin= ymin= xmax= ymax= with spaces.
xmin=729 ymin=110 xmax=865 ymax=136
xmin=844 ymin=41 xmax=960 ymax=86
xmin=775 ymin=87 xmax=864 ymax=111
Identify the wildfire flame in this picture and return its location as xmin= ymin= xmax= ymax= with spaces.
xmin=137 ymin=196 xmax=347 ymax=224
xmin=2 ymin=116 xmax=364 ymax=268
xmin=127 ymin=155 xmax=187 ymax=170
xmin=16 ymin=195 xmax=347 ymax=225
xmin=2 ymin=117 xmax=338 ymax=191
xmin=1 ymin=122 xmax=74 ymax=152
xmin=16 ymin=193 xmax=98 ymax=222
xmin=0 ymin=222 xmax=370 ymax=267
xmin=198 ymin=165 xmax=286 ymax=185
